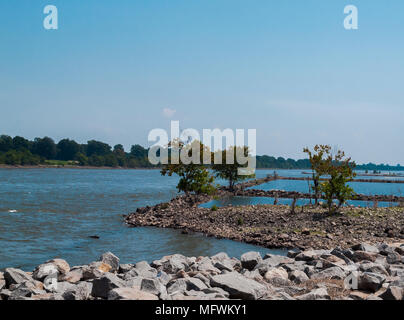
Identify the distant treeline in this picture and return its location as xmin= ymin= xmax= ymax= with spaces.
xmin=0 ymin=134 xmax=402 ymax=171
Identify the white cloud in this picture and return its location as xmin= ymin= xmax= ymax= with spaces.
xmin=162 ymin=107 xmax=176 ymax=118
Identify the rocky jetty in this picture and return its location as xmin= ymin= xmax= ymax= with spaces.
xmin=1 ymin=243 xmax=403 ymax=300
xmin=125 ymin=194 xmax=404 ymax=250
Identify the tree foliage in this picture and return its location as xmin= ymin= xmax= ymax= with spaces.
xmin=212 ymin=146 xmax=255 ymax=190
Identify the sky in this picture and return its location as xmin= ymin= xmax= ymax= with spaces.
xmin=0 ymin=0 xmax=403 ymax=164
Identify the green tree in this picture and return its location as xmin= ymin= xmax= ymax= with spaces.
xmin=320 ymin=149 xmax=356 ymax=214
xmin=161 ymin=140 xmax=216 ymax=195
xmin=212 ymin=146 xmax=255 ymax=190
xmin=303 ymin=145 xmax=332 ymax=205
xmin=57 ymin=139 xmax=80 ymax=161
xmin=32 ymin=137 xmax=57 ymax=159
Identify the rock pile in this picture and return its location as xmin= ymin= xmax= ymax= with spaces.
xmin=1 ymin=243 xmax=403 ymax=300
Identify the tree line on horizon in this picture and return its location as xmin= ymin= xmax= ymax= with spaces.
xmin=0 ymin=134 xmax=402 ymax=171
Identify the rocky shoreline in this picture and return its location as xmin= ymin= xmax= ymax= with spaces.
xmin=1 ymin=243 xmax=403 ymax=300
xmin=125 ymin=193 xmax=404 ymax=250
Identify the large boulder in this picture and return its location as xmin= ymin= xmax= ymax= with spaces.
xmin=91 ymin=273 xmax=126 ymax=298
xmin=4 ymin=268 xmax=34 ymax=287
xmin=108 ymin=287 xmax=158 ymax=300
xmin=352 ymin=251 xmax=378 ymax=263
xmin=210 ymin=272 xmax=267 ymax=300
xmin=162 ymin=254 xmax=190 ymax=273
xmin=352 ymin=243 xmax=379 ymax=254
xmin=99 ymin=252 xmax=120 ymax=272
xmin=310 ymin=266 xmax=347 ymax=280
xmin=241 ymin=252 xmax=262 ymax=270
xmin=61 ymin=282 xmax=92 ymax=300
xmin=141 ymin=278 xmax=167 ymax=297
xmin=289 ymin=270 xmax=309 ymax=284
xmin=358 ymin=272 xmax=386 ymax=292
xmin=82 ymin=262 xmax=112 ymax=280
xmin=379 ymin=286 xmax=404 ymax=301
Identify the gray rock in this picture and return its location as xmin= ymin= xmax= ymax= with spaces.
xmin=286 ymin=249 xmax=301 ymax=258
xmin=352 ymin=243 xmax=379 ymax=254
xmin=185 ymin=277 xmax=208 ymax=291
xmin=81 ymin=262 xmax=112 ymax=280
xmin=214 ymin=260 xmax=234 ymax=272
xmin=196 ymin=257 xmax=221 ymax=274
xmin=62 ymin=282 xmax=93 ymax=300
xmin=282 ymin=261 xmax=307 ymax=273
xmin=330 ymin=247 xmax=353 ymax=264
xmin=125 ymin=276 xmax=144 ymax=288
xmin=352 ymin=251 xmax=378 ymax=263
xmin=108 ymin=287 xmax=158 ymax=300
xmin=358 ymin=272 xmax=386 ymax=292
xmin=4 ymin=268 xmax=34 ymax=287
xmin=167 ymin=278 xmax=188 ymax=295
xmin=156 ymin=270 xmax=171 ymax=285
xmin=202 ymin=287 xmax=230 ymax=297
xmin=296 ymin=288 xmax=330 ymax=300
xmin=210 ymin=272 xmax=267 ymax=300
xmin=241 ymin=252 xmax=262 ymax=270
xmin=33 ymin=263 xmax=58 ymax=281
xmin=92 ymin=273 xmax=126 ymax=298
xmin=379 ymin=286 xmax=404 ymax=300
xmin=387 ymin=252 xmax=402 ymax=264
xmin=289 ymin=270 xmax=309 ymax=284
xmin=310 ymin=266 xmax=347 ymax=280
xmin=378 ymin=243 xmax=397 ymax=256
xmin=118 ymin=264 xmax=134 ymax=274
xmin=100 ymin=252 xmax=120 ymax=272
xmin=295 ymin=250 xmax=328 ymax=262
xmin=8 ymin=280 xmax=46 ymax=299
xmin=359 ymin=262 xmax=389 ymax=276
xmin=193 ymin=273 xmax=211 ymax=286
xmin=141 ymin=278 xmax=167 ymax=297
xmin=162 ymin=254 xmax=190 ymax=273
xmin=127 ymin=261 xmax=158 ymax=278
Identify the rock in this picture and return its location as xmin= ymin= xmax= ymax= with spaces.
xmin=241 ymin=252 xmax=262 ymax=270
xmin=91 ymin=273 xmax=126 ymax=298
xmin=352 ymin=251 xmax=378 ymax=263
xmin=378 ymin=243 xmax=397 ymax=256
xmin=33 ymin=263 xmax=58 ymax=281
xmin=359 ymin=262 xmax=389 ymax=276
xmin=330 ymin=248 xmax=353 ymax=264
xmin=156 ymin=270 xmax=171 ymax=285
xmin=386 ymin=252 xmax=402 ymax=264
xmin=349 ymin=291 xmax=369 ymax=300
xmin=108 ymin=287 xmax=158 ymax=300
xmin=167 ymin=279 xmax=188 ymax=295
xmin=47 ymin=259 xmax=70 ymax=275
xmin=358 ymin=272 xmax=386 ymax=292
xmin=196 ymin=257 xmax=220 ymax=274
xmin=82 ymin=262 xmax=112 ymax=280
xmin=264 ymin=267 xmax=289 ymax=281
xmin=8 ymin=280 xmax=46 ymax=299
xmin=59 ymin=269 xmax=83 ymax=283
xmin=202 ymin=287 xmax=230 ymax=298
xmin=193 ymin=273 xmax=211 ymax=287
xmin=379 ymin=286 xmax=404 ymax=300
xmin=213 ymin=260 xmax=234 ymax=272
xmin=141 ymin=278 xmax=167 ymax=297
xmin=185 ymin=277 xmax=208 ymax=291
xmin=395 ymin=246 xmax=404 ymax=256
xmin=125 ymin=276 xmax=144 ymax=288
xmin=4 ymin=268 xmax=33 ymax=286
xmin=210 ymin=272 xmax=267 ymax=300
xmin=162 ymin=255 xmax=189 ymax=273
xmin=62 ymin=282 xmax=93 ymax=300
xmin=119 ymin=264 xmax=134 ymax=274
xmin=352 ymin=243 xmax=379 ymax=253
xmin=0 ymin=279 xmax=5 ymax=291
xmin=100 ymin=252 xmax=120 ymax=272
xmin=289 ymin=270 xmax=309 ymax=284
xmin=287 ymin=249 xmax=301 ymax=258
xmin=126 ymin=261 xmax=157 ymax=278
xmin=296 ymin=288 xmax=330 ymax=300
xmin=310 ymin=266 xmax=347 ymax=280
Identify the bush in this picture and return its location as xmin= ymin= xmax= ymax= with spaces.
xmin=237 ymin=217 xmax=244 ymax=226
xmin=211 ymin=205 xmax=218 ymax=211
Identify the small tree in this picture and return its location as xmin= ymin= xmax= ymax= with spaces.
xmin=303 ymin=145 xmax=332 ymax=205
xmin=320 ymin=149 xmax=356 ymax=214
xmin=161 ymin=140 xmax=216 ymax=195
xmin=212 ymin=146 xmax=255 ymax=191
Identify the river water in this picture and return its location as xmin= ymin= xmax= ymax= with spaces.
xmin=0 ymin=168 xmax=287 ymax=270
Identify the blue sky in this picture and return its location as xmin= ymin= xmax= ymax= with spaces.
xmin=0 ymin=0 xmax=403 ymax=164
